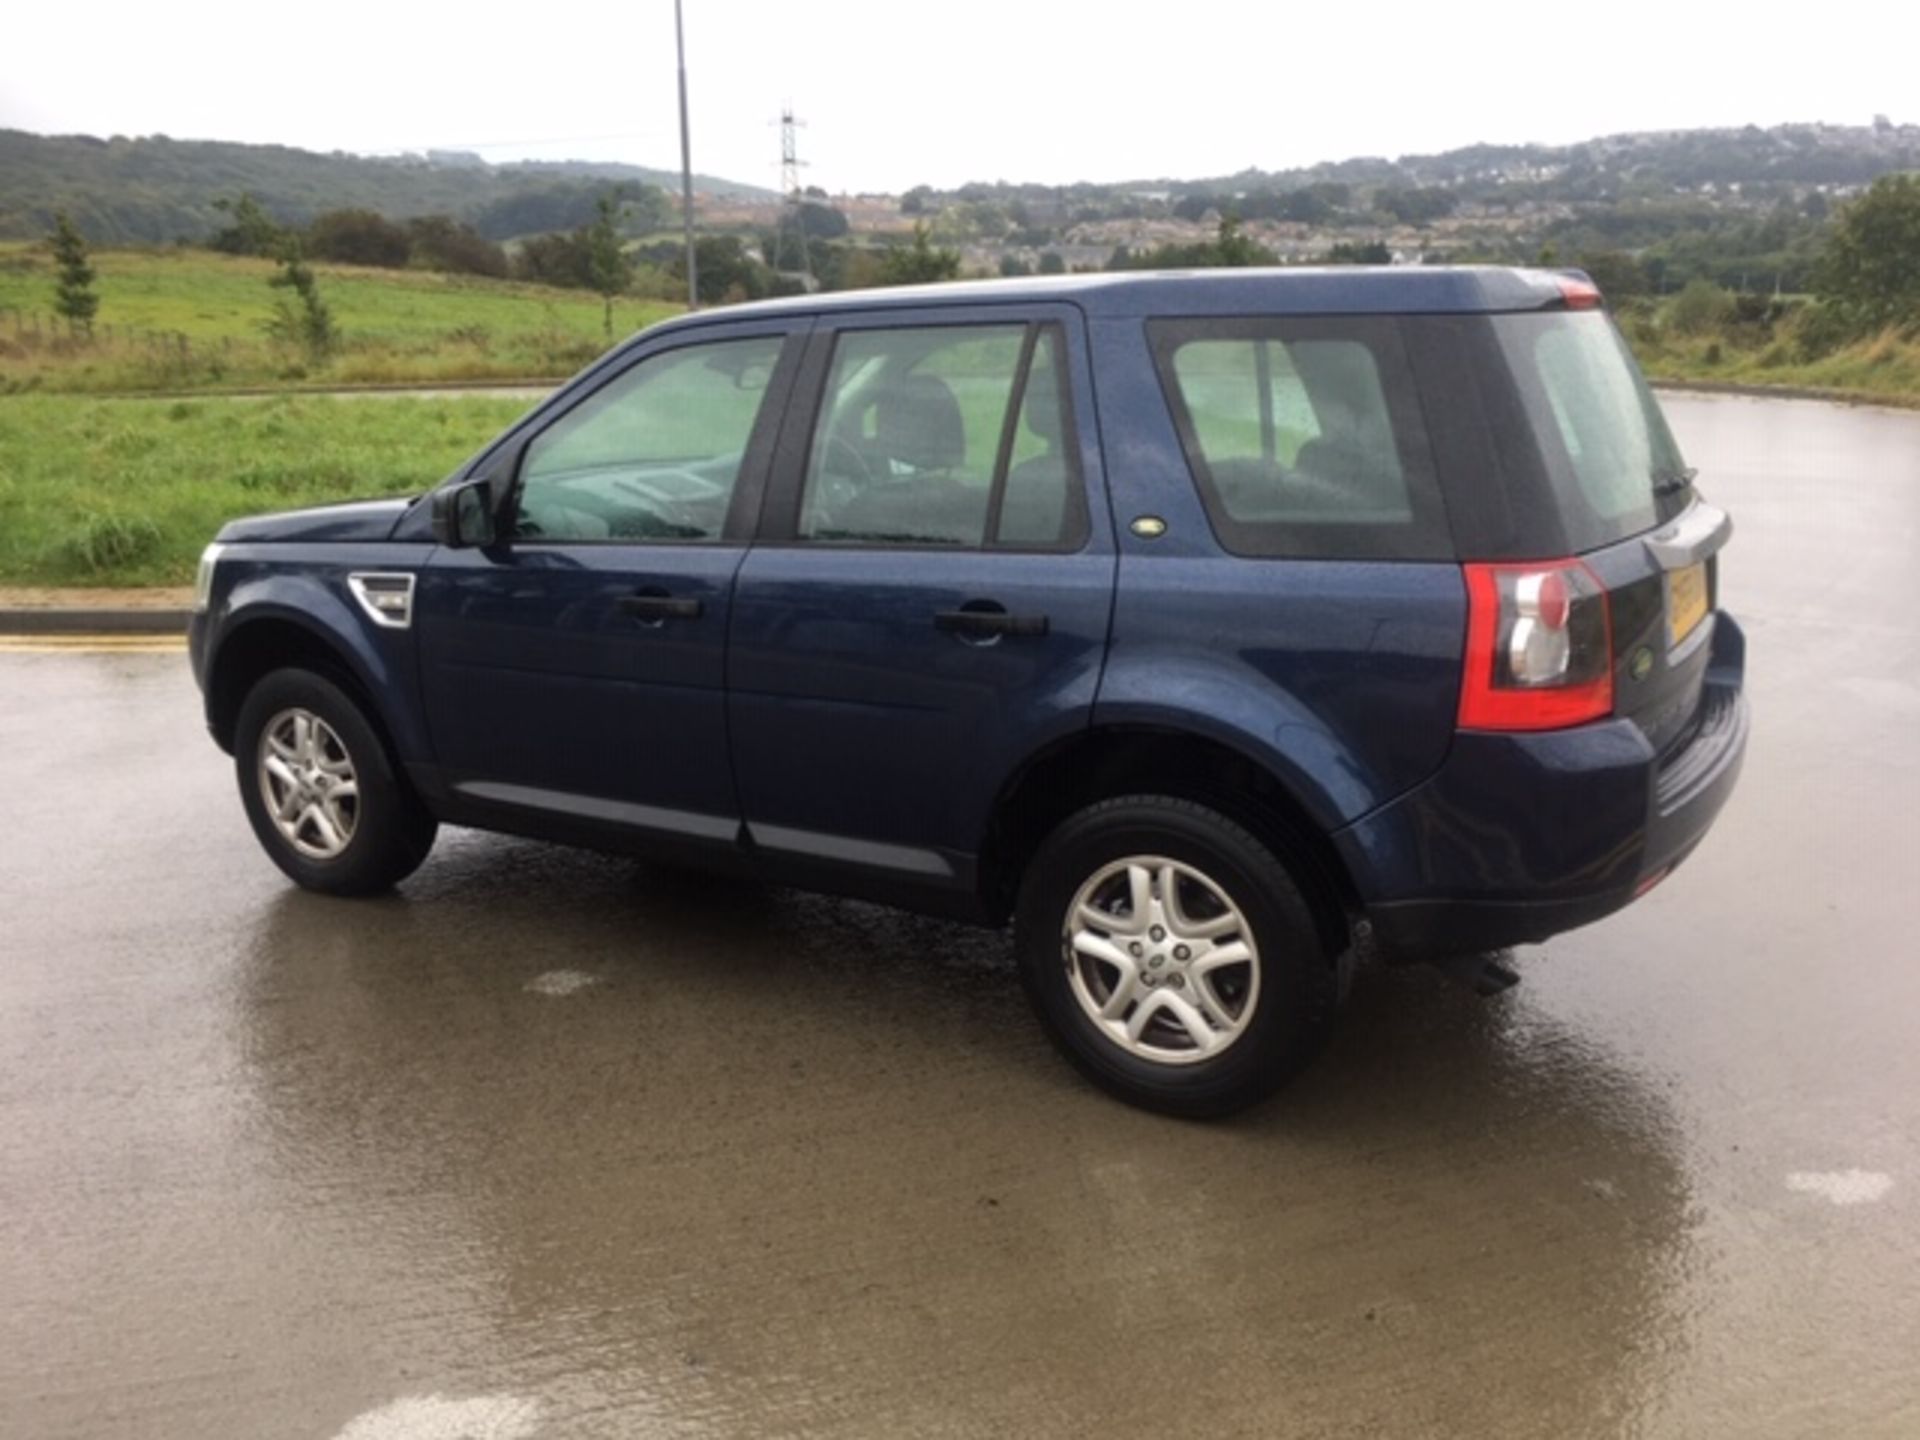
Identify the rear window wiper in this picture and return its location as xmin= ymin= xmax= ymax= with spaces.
xmin=1650 ymin=466 xmax=1698 ymax=498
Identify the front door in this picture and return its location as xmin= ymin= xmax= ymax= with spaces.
xmin=417 ymin=323 xmax=802 ymax=842
xmin=728 ymin=307 xmax=1117 ymax=891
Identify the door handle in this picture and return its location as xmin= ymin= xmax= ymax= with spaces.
xmin=933 ymin=608 xmax=1049 ymax=638
xmin=619 ymin=594 xmax=704 ymax=621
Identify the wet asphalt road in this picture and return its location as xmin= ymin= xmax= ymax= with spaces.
xmin=2 ymin=393 xmax=1918 ymax=1439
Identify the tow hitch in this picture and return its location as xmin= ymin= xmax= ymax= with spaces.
xmin=1432 ymin=952 xmax=1521 ymax=997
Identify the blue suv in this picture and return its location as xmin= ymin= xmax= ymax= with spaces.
xmin=188 ymin=268 xmax=1748 ymax=1115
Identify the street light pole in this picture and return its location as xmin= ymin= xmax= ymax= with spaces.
xmin=674 ymin=0 xmax=698 ymax=309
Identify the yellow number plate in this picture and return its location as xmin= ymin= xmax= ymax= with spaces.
xmin=1667 ymin=562 xmax=1709 ymax=646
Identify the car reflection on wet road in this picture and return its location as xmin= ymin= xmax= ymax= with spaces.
xmin=2 ymin=393 xmax=1917 ymax=1438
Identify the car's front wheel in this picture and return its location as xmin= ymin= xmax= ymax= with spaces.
xmin=1015 ymin=796 xmax=1339 ymax=1117
xmin=235 ymin=667 xmax=437 ymax=895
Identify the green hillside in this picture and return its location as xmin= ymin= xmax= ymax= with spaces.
xmin=0 ymin=129 xmax=773 ymax=245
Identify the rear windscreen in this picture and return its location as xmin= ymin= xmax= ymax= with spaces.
xmin=1149 ymin=316 xmax=1453 ymax=560
xmin=1489 ymin=312 xmax=1693 ymax=550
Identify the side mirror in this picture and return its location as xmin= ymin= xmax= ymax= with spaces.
xmin=431 ymin=480 xmax=498 ymax=548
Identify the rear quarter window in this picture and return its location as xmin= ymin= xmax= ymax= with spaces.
xmin=1149 ymin=316 xmax=1452 ymax=560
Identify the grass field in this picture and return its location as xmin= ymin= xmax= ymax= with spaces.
xmin=1632 ymin=327 xmax=1920 ymax=407
xmin=0 ymin=245 xmax=681 ymax=394
xmin=0 ymin=392 xmax=533 ymax=585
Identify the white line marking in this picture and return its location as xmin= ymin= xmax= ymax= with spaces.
xmin=333 ymin=1392 xmax=543 ymax=1440
xmin=1785 ymin=1170 xmax=1894 ymax=1206
xmin=525 ymin=969 xmax=601 ymax=997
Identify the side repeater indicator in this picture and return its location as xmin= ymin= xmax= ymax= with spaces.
xmin=1129 ymin=516 xmax=1168 ymax=539
xmin=347 ymin=572 xmax=417 ymax=630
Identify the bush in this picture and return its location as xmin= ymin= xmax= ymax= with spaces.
xmin=514 ymin=232 xmax=593 ymax=289
xmin=406 ymin=216 xmax=510 ymax=278
xmin=306 ymin=209 xmax=410 ymax=268
xmin=1787 ymin=300 xmax=1855 ymax=362
xmin=1666 ymin=280 xmax=1735 ymax=337
xmin=59 ymin=511 xmax=162 ymax=575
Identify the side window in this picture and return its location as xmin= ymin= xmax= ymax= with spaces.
xmin=996 ymin=327 xmax=1077 ymax=548
xmin=798 ymin=323 xmax=1084 ymax=549
xmin=512 ymin=335 xmax=782 ymax=543
xmin=1151 ymin=318 xmax=1449 ymax=560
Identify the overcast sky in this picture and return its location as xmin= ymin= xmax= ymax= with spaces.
xmin=3 ymin=0 xmax=1913 ymax=192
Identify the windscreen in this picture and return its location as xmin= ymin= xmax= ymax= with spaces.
xmin=1490 ymin=312 xmax=1694 ymax=550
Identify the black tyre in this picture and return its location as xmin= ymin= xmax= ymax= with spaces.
xmin=234 ymin=667 xmax=437 ymax=896
xmin=1014 ymin=795 xmax=1339 ymax=1118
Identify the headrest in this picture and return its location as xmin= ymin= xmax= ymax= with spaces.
xmin=874 ymin=374 xmax=965 ymax=472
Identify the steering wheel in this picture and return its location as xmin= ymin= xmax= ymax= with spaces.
xmin=814 ymin=435 xmax=875 ymax=515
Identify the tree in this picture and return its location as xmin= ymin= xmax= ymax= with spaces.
xmin=1278 ymin=187 xmax=1335 ymax=224
xmin=514 ymin=231 xmax=593 ymax=289
xmin=209 ymin=193 xmax=284 ymax=256
xmin=1816 ymin=174 xmax=1920 ymax=335
xmin=668 ymin=236 xmax=772 ymax=305
xmin=306 ymin=209 xmax=411 ymax=268
xmin=1375 ymin=185 xmax=1457 ymax=226
xmin=766 ymin=232 xmax=850 ymax=290
xmin=266 ymin=240 xmax=335 ymax=361
xmin=878 ymin=224 xmax=961 ymax=286
xmin=767 ymin=203 xmax=851 ymax=279
xmin=472 ymin=181 xmax=668 ymax=243
xmin=796 ymin=201 xmax=849 ymax=240
xmin=49 ymin=212 xmax=98 ymax=336
xmin=406 ymin=215 xmax=509 ymax=278
xmin=584 ymin=194 xmax=632 ymax=340
xmin=1037 ymin=250 xmax=1067 ymax=275
xmin=1325 ymin=240 xmax=1392 ymax=265
xmin=1575 ymin=250 xmax=1648 ymax=302
xmin=1112 ymin=216 xmax=1277 ymax=270
xmin=1210 ymin=215 xmax=1269 ymax=267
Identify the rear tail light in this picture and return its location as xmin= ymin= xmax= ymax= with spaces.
xmin=1458 ymin=559 xmax=1613 ymax=731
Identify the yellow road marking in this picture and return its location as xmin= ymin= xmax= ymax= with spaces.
xmin=0 ymin=634 xmax=187 ymax=653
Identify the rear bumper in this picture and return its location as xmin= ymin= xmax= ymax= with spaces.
xmin=1337 ymin=614 xmax=1748 ymax=956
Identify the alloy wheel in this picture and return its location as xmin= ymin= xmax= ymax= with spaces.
xmin=1061 ymin=855 xmax=1261 ymax=1065
xmin=257 ymin=707 xmax=360 ymax=861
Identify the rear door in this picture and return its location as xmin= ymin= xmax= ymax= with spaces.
xmin=416 ymin=321 xmax=804 ymax=840
xmin=727 ymin=304 xmax=1116 ymax=890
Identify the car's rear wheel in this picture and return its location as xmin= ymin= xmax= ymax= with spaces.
xmin=1015 ymin=796 xmax=1338 ymax=1117
xmin=235 ymin=667 xmax=436 ymax=895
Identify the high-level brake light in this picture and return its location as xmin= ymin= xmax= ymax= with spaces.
xmin=1557 ymin=275 xmax=1604 ymax=309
